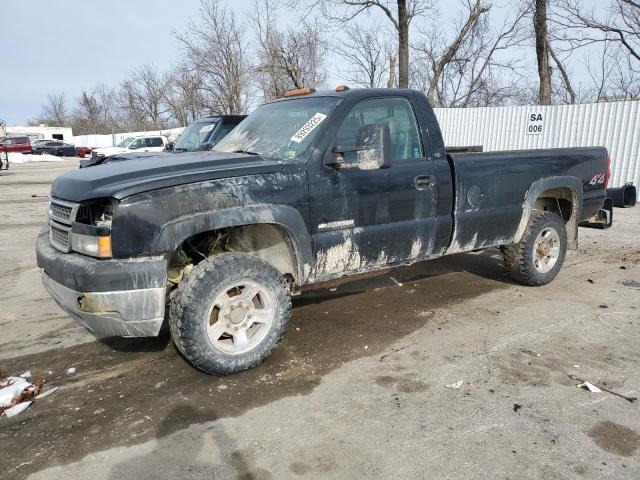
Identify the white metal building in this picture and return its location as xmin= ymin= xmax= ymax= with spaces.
xmin=6 ymin=125 xmax=74 ymax=142
xmin=434 ymin=100 xmax=640 ymax=188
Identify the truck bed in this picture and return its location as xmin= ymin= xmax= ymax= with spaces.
xmin=446 ymin=147 xmax=608 ymax=254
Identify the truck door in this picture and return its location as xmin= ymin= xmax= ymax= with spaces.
xmin=308 ymin=96 xmax=439 ymax=280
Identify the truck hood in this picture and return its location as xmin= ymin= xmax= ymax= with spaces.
xmin=51 ymin=151 xmax=289 ymax=202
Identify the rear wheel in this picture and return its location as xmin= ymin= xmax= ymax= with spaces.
xmin=502 ymin=210 xmax=567 ymax=286
xmin=169 ymin=252 xmax=291 ymax=375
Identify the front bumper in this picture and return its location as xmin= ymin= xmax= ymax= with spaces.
xmin=42 ymin=273 xmax=166 ymax=337
xmin=36 ymin=228 xmax=167 ymax=337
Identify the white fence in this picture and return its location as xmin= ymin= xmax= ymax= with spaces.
xmin=434 ymin=100 xmax=640 ymax=188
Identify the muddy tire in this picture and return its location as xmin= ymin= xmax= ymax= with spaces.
xmin=502 ymin=210 xmax=567 ymax=286
xmin=169 ymin=252 xmax=291 ymax=375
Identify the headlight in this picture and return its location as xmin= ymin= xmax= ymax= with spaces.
xmin=71 ymin=230 xmax=112 ymax=258
xmin=70 ymin=199 xmax=117 ymax=258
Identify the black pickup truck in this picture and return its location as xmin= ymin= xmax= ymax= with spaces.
xmin=36 ymin=87 xmax=611 ymax=374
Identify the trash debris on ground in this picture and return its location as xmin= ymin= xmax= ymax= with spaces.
xmin=35 ymin=385 xmax=59 ymax=399
xmin=577 ymin=381 xmax=603 ymax=393
xmin=513 ymin=403 xmax=522 ymax=412
xmin=0 ymin=370 xmax=52 ymax=418
xmin=66 ymin=367 xmax=76 ymax=374
xmin=569 ymin=374 xmax=637 ymax=403
xmin=445 ymin=380 xmax=464 ymax=389
xmin=587 ymin=279 xmax=594 ymax=284
xmin=4 ymin=401 xmax=32 ymax=418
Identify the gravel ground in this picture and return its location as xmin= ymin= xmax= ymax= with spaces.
xmin=1 ymin=161 xmax=639 ymax=480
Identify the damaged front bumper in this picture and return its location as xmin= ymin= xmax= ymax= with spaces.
xmin=36 ymin=228 xmax=167 ymax=337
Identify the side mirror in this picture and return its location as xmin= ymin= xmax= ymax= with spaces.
xmin=128 ymin=145 xmax=137 ymax=150
xmin=199 ymin=141 xmax=215 ymax=151
xmin=325 ymin=123 xmax=392 ymax=169
xmin=355 ymin=123 xmax=391 ymax=169
xmin=164 ymin=143 xmax=174 ymax=151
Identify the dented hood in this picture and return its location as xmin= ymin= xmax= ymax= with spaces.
xmin=51 ymin=151 xmax=285 ymax=202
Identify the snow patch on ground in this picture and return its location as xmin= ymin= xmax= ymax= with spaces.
xmin=7 ymin=153 xmax=66 ymax=164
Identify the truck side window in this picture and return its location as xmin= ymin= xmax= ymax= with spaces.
xmin=336 ymin=97 xmax=423 ymax=166
xmin=212 ymin=124 xmax=234 ymax=144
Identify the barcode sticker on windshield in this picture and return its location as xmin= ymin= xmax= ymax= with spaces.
xmin=290 ymin=113 xmax=327 ymax=143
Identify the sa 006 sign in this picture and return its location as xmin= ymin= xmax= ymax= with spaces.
xmin=527 ymin=113 xmax=544 ymax=135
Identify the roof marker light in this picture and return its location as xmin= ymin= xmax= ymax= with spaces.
xmin=283 ymin=88 xmax=315 ymax=97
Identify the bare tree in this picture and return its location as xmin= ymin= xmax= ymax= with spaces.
xmin=411 ymin=0 xmax=529 ymax=107
xmin=292 ymin=0 xmax=433 ymax=88
xmin=556 ymin=0 xmax=640 ymax=62
xmin=551 ymin=0 xmax=639 ymax=102
xmin=121 ymin=64 xmax=171 ymax=129
xmin=426 ymin=0 xmax=491 ymax=105
xmin=533 ymin=0 xmax=552 ymax=104
xmin=335 ymin=24 xmax=390 ymax=88
xmin=176 ymin=0 xmax=253 ymax=114
xmin=36 ymin=92 xmax=68 ymax=126
xmin=72 ymin=90 xmax=105 ymax=134
xmin=252 ymin=0 xmax=327 ymax=99
xmin=164 ymin=63 xmax=206 ymax=126
xmin=387 ymin=51 xmax=397 ymax=88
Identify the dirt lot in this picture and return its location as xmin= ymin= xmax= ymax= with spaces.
xmin=1 ymin=161 xmax=639 ymax=480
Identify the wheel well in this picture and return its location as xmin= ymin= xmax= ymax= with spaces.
xmin=533 ymin=187 xmax=574 ymax=223
xmin=167 ymin=224 xmax=299 ymax=290
xmin=532 ymin=187 xmax=579 ymax=249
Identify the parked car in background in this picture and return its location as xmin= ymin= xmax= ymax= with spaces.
xmin=169 ymin=115 xmax=246 ymax=152
xmin=0 ymin=136 xmax=32 ymax=154
xmin=75 ymin=146 xmax=93 ymax=158
xmin=31 ymin=139 xmax=52 ymax=148
xmin=33 ymin=141 xmax=76 ymax=157
xmin=89 ymin=135 xmax=167 ymax=163
xmin=80 ymin=119 xmax=244 ymax=168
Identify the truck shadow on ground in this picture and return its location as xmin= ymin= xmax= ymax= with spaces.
xmin=1 ymin=249 xmax=509 ymax=479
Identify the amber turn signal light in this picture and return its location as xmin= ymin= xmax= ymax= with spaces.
xmin=283 ymin=87 xmax=316 ymax=97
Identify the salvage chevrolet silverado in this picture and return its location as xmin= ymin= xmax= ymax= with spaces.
xmin=36 ymin=88 xmax=611 ymax=374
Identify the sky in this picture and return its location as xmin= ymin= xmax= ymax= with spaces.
xmin=0 ymin=0 xmax=607 ymax=126
xmin=0 ymin=0 xmax=202 ymax=125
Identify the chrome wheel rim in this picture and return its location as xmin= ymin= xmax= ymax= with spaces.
xmin=206 ymin=279 xmax=275 ymax=355
xmin=532 ymin=227 xmax=561 ymax=273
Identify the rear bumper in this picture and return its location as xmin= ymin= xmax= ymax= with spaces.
xmin=36 ymin=228 xmax=167 ymax=337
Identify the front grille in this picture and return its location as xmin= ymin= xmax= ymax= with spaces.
xmin=48 ymin=197 xmax=79 ymax=252
xmin=50 ymin=223 xmax=70 ymax=252
xmin=49 ymin=202 xmax=72 ymax=222
xmin=48 ymin=197 xmax=78 ymax=225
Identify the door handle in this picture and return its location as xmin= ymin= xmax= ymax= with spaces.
xmin=414 ymin=175 xmax=434 ymax=190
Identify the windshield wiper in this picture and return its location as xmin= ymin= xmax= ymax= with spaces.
xmin=232 ymin=149 xmax=259 ymax=155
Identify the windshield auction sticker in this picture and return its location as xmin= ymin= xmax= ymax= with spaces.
xmin=290 ymin=113 xmax=327 ymax=143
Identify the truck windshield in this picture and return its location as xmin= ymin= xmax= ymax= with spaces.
xmin=215 ymin=97 xmax=340 ymax=161
xmin=174 ymin=120 xmax=219 ymax=151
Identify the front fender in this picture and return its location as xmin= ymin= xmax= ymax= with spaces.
xmin=154 ymin=203 xmax=314 ymax=283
